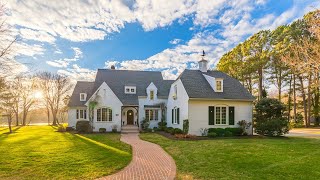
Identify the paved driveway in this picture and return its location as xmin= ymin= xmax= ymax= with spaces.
xmin=286 ymin=128 xmax=320 ymax=137
xmin=98 ymin=133 xmax=176 ymax=180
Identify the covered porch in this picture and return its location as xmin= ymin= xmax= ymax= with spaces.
xmin=121 ymin=106 xmax=139 ymax=127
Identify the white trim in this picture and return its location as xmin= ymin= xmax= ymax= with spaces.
xmin=80 ymin=93 xmax=87 ymax=101
xmin=189 ymin=98 xmax=254 ymax=102
xmin=215 ymin=105 xmax=228 ymax=125
xmin=96 ymin=107 xmax=113 ymax=122
xmin=85 ymin=82 xmax=123 ymax=106
xmin=125 ymin=86 xmax=136 ymax=94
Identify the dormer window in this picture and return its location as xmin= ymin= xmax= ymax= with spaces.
xmin=173 ymin=85 xmax=177 ymax=100
xmin=150 ymin=90 xmax=154 ymax=100
xmin=80 ymin=93 xmax=87 ymax=101
xmin=125 ymin=86 xmax=136 ymax=94
xmin=216 ymin=79 xmax=223 ymax=92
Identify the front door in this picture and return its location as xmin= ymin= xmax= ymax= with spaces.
xmin=127 ymin=110 xmax=134 ymax=125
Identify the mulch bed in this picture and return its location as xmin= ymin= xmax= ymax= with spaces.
xmin=155 ymin=131 xmax=285 ymax=141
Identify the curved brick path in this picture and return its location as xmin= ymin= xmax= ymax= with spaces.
xmin=98 ymin=133 xmax=176 ymax=180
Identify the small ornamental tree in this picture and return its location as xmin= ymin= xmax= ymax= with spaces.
xmin=255 ymin=98 xmax=290 ymax=136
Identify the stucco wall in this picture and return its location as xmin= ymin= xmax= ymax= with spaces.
xmin=138 ymin=97 xmax=167 ymax=129
xmin=68 ymin=107 xmax=88 ymax=128
xmin=188 ymin=100 xmax=253 ymax=136
xmin=91 ymin=82 xmax=123 ymax=132
xmin=166 ymin=79 xmax=189 ymax=130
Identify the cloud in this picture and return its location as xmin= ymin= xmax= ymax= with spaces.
xmin=19 ymin=28 xmax=55 ymax=44
xmin=169 ymin=39 xmax=182 ymax=45
xmin=57 ymin=64 xmax=96 ymax=82
xmin=46 ymin=47 xmax=83 ymax=68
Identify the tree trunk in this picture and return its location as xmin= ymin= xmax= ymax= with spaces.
xmin=15 ymin=112 xmax=19 ymax=126
xmin=288 ymin=74 xmax=293 ymax=122
xmin=278 ymin=68 xmax=282 ymax=102
xmin=314 ymin=72 xmax=320 ymax=126
xmin=307 ymin=74 xmax=312 ymax=127
xmin=8 ymin=116 xmax=12 ymax=133
xmin=299 ymin=76 xmax=308 ymax=127
xmin=258 ymin=68 xmax=263 ymax=100
xmin=293 ymin=74 xmax=297 ymax=123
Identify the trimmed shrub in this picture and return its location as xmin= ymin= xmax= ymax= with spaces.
xmin=174 ymin=128 xmax=183 ymax=134
xmin=141 ymin=118 xmax=150 ymax=131
xmin=225 ymin=127 xmax=243 ymax=136
xmin=99 ymin=128 xmax=106 ymax=133
xmin=158 ymin=121 xmax=167 ymax=131
xmin=207 ymin=132 xmax=217 ymax=138
xmin=182 ymin=119 xmax=189 ymax=134
xmin=208 ymin=128 xmax=225 ymax=137
xmin=224 ymin=131 xmax=233 ymax=137
xmin=76 ymin=120 xmax=90 ymax=133
xmin=165 ymin=127 xmax=174 ymax=133
xmin=66 ymin=127 xmax=74 ymax=131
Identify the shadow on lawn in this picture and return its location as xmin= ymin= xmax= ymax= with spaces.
xmin=0 ymin=126 xmax=22 ymax=135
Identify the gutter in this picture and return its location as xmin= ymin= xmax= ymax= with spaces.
xmin=189 ymin=98 xmax=255 ymax=102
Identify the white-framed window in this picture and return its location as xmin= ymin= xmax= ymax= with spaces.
xmin=97 ymin=107 xmax=112 ymax=122
xmin=150 ymin=90 xmax=154 ymax=100
xmin=215 ymin=79 xmax=223 ymax=92
xmin=145 ymin=109 xmax=159 ymax=121
xmin=76 ymin=109 xmax=87 ymax=119
xmin=215 ymin=106 xmax=227 ymax=125
xmin=173 ymin=85 xmax=177 ymax=100
xmin=80 ymin=93 xmax=87 ymax=101
xmin=124 ymin=86 xmax=136 ymax=94
xmin=172 ymin=107 xmax=180 ymax=124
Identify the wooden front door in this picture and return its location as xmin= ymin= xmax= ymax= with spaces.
xmin=127 ymin=110 xmax=134 ymax=125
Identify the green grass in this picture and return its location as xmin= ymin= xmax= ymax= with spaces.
xmin=140 ymin=133 xmax=320 ymax=180
xmin=0 ymin=126 xmax=131 ymax=180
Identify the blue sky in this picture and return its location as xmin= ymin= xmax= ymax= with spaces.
xmin=5 ymin=0 xmax=320 ymax=80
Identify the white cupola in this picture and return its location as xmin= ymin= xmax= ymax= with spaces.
xmin=198 ymin=50 xmax=208 ymax=73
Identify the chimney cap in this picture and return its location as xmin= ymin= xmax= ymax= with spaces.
xmin=111 ymin=65 xmax=115 ymax=70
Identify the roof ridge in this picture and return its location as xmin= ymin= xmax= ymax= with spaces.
xmin=97 ymin=68 xmax=162 ymax=73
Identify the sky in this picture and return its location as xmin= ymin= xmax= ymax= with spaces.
xmin=4 ymin=0 xmax=320 ymax=81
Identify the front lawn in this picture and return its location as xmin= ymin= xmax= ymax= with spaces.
xmin=0 ymin=126 xmax=131 ymax=180
xmin=140 ymin=133 xmax=320 ymax=180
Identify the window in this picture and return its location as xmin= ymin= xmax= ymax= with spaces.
xmin=216 ymin=80 xmax=223 ymax=92
xmin=215 ymin=106 xmax=227 ymax=125
xmin=150 ymin=90 xmax=154 ymax=100
xmin=124 ymin=86 xmax=136 ymax=94
xmin=173 ymin=85 xmax=177 ymax=99
xmin=97 ymin=108 xmax=112 ymax=122
xmin=145 ymin=109 xmax=159 ymax=121
xmin=172 ymin=107 xmax=180 ymax=124
xmin=76 ymin=109 xmax=87 ymax=119
xmin=80 ymin=93 xmax=87 ymax=101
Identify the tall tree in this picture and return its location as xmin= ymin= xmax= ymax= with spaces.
xmin=37 ymin=72 xmax=72 ymax=125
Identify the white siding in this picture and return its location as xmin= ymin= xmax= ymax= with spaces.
xmin=91 ymin=82 xmax=123 ymax=132
xmin=166 ymin=79 xmax=189 ymax=130
xmin=138 ymin=97 xmax=167 ymax=129
xmin=68 ymin=108 xmax=77 ymax=128
xmin=188 ymin=100 xmax=253 ymax=136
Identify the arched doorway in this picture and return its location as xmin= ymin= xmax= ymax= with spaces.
xmin=127 ymin=110 xmax=134 ymax=125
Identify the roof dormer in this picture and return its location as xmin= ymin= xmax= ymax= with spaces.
xmin=146 ymin=82 xmax=157 ymax=100
xmin=215 ymin=78 xmax=223 ymax=92
xmin=80 ymin=93 xmax=87 ymax=101
xmin=125 ymin=85 xmax=136 ymax=94
xmin=203 ymin=74 xmax=224 ymax=92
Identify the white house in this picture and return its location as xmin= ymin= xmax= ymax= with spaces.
xmin=68 ymin=53 xmax=255 ymax=135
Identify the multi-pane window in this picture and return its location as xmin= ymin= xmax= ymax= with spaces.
xmin=173 ymin=85 xmax=177 ymax=99
xmin=145 ymin=109 xmax=159 ymax=121
xmin=76 ymin=109 xmax=87 ymax=119
xmin=124 ymin=86 xmax=136 ymax=94
xmin=150 ymin=90 xmax=154 ymax=100
xmin=216 ymin=80 xmax=223 ymax=92
xmin=172 ymin=107 xmax=179 ymax=124
xmin=80 ymin=93 xmax=86 ymax=101
xmin=215 ymin=106 xmax=227 ymax=125
xmin=97 ymin=108 xmax=112 ymax=122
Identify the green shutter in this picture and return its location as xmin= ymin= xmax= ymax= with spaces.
xmin=76 ymin=110 xmax=79 ymax=119
xmin=172 ymin=109 xmax=174 ymax=124
xmin=177 ymin=108 xmax=180 ymax=124
xmin=229 ymin=106 xmax=235 ymax=125
xmin=209 ymin=106 xmax=214 ymax=125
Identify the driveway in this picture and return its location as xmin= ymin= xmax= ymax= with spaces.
xmin=286 ymin=128 xmax=320 ymax=137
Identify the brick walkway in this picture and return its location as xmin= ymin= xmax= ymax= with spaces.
xmin=98 ymin=133 xmax=176 ymax=180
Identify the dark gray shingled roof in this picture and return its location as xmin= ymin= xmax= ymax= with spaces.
xmin=179 ymin=69 xmax=255 ymax=100
xmin=68 ymin=81 xmax=95 ymax=107
xmin=90 ymin=69 xmax=174 ymax=106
